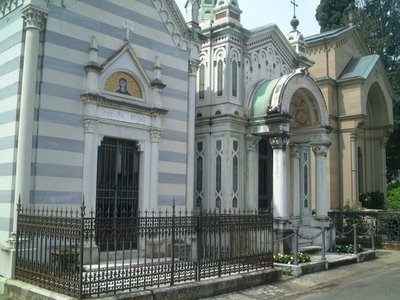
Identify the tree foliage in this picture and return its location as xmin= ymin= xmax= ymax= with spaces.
xmin=355 ymin=0 xmax=400 ymax=182
xmin=315 ymin=0 xmax=355 ymax=32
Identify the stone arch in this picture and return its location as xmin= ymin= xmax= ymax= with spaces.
xmin=269 ymin=68 xmax=329 ymax=128
xmin=365 ymin=82 xmax=391 ymax=127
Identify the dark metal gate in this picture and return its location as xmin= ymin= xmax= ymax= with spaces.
xmin=258 ymin=137 xmax=273 ymax=211
xmin=96 ymin=137 xmax=140 ymax=251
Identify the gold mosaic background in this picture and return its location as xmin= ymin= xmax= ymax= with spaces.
xmin=104 ymin=72 xmax=142 ymax=98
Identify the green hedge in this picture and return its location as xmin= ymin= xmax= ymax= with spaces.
xmin=388 ymin=183 xmax=400 ymax=212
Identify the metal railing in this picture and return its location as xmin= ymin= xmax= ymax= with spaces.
xmin=329 ymin=211 xmax=400 ymax=249
xmin=15 ymin=201 xmax=273 ymax=299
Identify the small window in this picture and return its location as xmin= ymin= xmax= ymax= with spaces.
xmin=232 ymin=60 xmax=238 ymax=97
xmin=217 ymin=60 xmax=223 ymax=96
xmin=199 ymin=64 xmax=205 ymax=99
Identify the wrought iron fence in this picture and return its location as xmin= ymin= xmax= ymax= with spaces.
xmin=15 ymin=201 xmax=273 ymax=299
xmin=328 ymin=211 xmax=400 ymax=248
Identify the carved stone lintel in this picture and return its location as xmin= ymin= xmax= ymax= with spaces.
xmin=83 ymin=118 xmax=98 ymax=133
xmin=269 ymin=136 xmax=288 ymax=150
xmin=246 ymin=134 xmax=261 ymax=152
xmin=21 ymin=5 xmax=47 ymax=30
xmin=150 ymin=129 xmax=162 ymax=143
xmin=312 ymin=144 xmax=329 ymax=157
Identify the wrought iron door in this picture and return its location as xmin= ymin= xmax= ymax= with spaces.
xmin=96 ymin=137 xmax=139 ymax=251
xmin=258 ymin=138 xmax=273 ymax=212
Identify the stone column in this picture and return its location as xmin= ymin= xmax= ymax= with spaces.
xmin=269 ymin=135 xmax=288 ymax=219
xmin=186 ymin=59 xmax=199 ymax=212
xmin=350 ymin=132 xmax=358 ymax=204
xmin=312 ymin=144 xmax=329 ymax=218
xmin=149 ymin=129 xmax=162 ymax=211
xmin=380 ymin=134 xmax=390 ymax=198
xmin=82 ymin=118 xmax=98 ymax=213
xmin=290 ymin=144 xmax=301 ymax=224
xmin=13 ymin=5 xmax=47 ymax=231
xmin=245 ymin=135 xmax=261 ymax=210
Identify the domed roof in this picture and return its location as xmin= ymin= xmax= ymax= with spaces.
xmin=250 ymin=79 xmax=279 ymax=118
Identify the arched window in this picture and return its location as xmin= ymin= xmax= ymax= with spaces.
xmin=217 ymin=60 xmax=223 ymax=96
xmin=199 ymin=64 xmax=205 ymax=99
xmin=232 ymin=60 xmax=238 ymax=97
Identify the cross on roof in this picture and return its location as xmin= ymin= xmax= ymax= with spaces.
xmin=122 ymin=20 xmax=134 ymax=41
xmin=291 ymin=0 xmax=298 ymax=18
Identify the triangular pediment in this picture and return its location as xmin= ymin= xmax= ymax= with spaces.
xmin=99 ymin=42 xmax=151 ymax=102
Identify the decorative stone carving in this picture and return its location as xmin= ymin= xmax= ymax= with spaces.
xmin=152 ymin=0 xmax=201 ymax=51
xmin=150 ymin=129 xmax=162 ymax=143
xmin=246 ymin=135 xmax=261 ymax=152
xmin=81 ymin=94 xmax=167 ymax=118
xmin=83 ymin=118 xmax=98 ymax=133
xmin=189 ymin=59 xmax=200 ymax=75
xmin=269 ymin=136 xmax=288 ymax=150
xmin=136 ymin=141 xmax=145 ymax=152
xmin=1 ymin=0 xmax=24 ymax=18
xmin=21 ymin=5 xmax=47 ymax=30
xmin=290 ymin=144 xmax=301 ymax=159
xmin=312 ymin=144 xmax=329 ymax=157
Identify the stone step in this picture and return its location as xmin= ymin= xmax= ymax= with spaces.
xmin=299 ymin=245 xmax=322 ymax=254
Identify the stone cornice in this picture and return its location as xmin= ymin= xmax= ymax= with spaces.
xmin=152 ymin=0 xmax=202 ymax=50
xmin=81 ymin=93 xmax=168 ymax=117
xmin=0 ymin=0 xmax=24 ymax=19
xmin=307 ymin=27 xmax=369 ymax=57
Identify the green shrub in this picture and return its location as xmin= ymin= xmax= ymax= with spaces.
xmin=387 ymin=183 xmax=400 ymax=212
xmin=335 ymin=243 xmax=363 ymax=253
xmin=341 ymin=201 xmax=367 ymax=227
xmin=273 ymin=252 xmax=311 ymax=264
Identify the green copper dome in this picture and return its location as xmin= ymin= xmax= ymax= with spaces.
xmin=250 ymin=79 xmax=279 ymax=118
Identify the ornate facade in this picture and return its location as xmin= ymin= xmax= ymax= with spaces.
xmin=192 ymin=0 xmax=393 ymax=246
xmin=0 ymin=0 xmax=394 ymax=285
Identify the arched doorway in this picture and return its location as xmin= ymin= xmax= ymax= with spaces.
xmin=247 ymin=68 xmax=331 ymax=223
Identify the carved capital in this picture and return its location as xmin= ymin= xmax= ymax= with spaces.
xmin=312 ymin=144 xmax=329 ymax=157
xmin=188 ymin=59 xmax=200 ymax=75
xmin=83 ymin=118 xmax=98 ymax=133
xmin=150 ymin=129 xmax=162 ymax=143
xmin=21 ymin=5 xmax=47 ymax=30
xmin=246 ymin=134 xmax=261 ymax=152
xmin=136 ymin=141 xmax=144 ymax=152
xmin=269 ymin=136 xmax=288 ymax=150
xmin=290 ymin=144 xmax=301 ymax=159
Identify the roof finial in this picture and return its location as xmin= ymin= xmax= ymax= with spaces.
xmin=290 ymin=0 xmax=300 ymax=30
xmin=291 ymin=0 xmax=298 ymax=18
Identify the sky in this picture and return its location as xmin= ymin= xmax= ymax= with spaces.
xmin=175 ymin=0 xmax=321 ymax=37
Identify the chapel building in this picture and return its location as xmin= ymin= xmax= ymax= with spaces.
xmin=0 ymin=0 xmax=394 ymax=281
xmin=192 ymin=0 xmax=393 ymax=236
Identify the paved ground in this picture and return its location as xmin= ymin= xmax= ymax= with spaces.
xmin=201 ymin=250 xmax=400 ymax=299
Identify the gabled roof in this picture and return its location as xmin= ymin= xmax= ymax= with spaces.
xmin=305 ymin=25 xmax=370 ymax=57
xmin=305 ymin=26 xmax=354 ymax=43
xmin=339 ymin=55 xmax=380 ymax=81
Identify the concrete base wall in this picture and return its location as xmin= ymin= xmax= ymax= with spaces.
xmin=2 ymin=269 xmax=281 ymax=300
